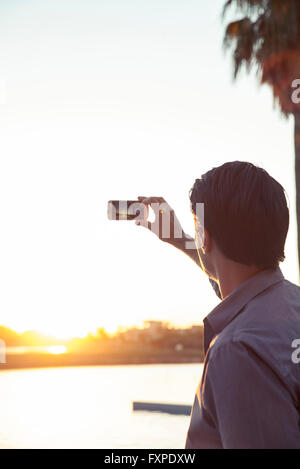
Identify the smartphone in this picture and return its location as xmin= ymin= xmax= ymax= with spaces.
xmin=107 ymin=200 xmax=148 ymax=221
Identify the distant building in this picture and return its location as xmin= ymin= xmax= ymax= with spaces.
xmin=123 ymin=328 xmax=140 ymax=343
xmin=143 ymin=321 xmax=166 ymax=341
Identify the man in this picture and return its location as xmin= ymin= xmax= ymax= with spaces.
xmin=135 ymin=161 xmax=300 ymax=448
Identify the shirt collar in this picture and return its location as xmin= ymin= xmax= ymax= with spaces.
xmin=203 ymin=266 xmax=285 ymax=355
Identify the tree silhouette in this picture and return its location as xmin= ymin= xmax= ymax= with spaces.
xmin=223 ymin=0 xmax=300 ymax=278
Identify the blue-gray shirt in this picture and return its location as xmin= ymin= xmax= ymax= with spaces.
xmin=185 ymin=267 xmax=300 ymax=449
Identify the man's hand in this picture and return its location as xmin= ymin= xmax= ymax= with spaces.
xmin=135 ymin=196 xmax=187 ymax=247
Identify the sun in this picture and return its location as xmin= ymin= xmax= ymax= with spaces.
xmin=45 ymin=345 xmax=67 ymax=355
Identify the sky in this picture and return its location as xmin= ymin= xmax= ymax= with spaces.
xmin=0 ymin=0 xmax=298 ymax=338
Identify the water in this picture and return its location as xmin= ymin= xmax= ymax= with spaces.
xmin=0 ymin=363 xmax=203 ymax=449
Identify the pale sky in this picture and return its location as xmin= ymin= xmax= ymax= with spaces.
xmin=0 ymin=0 xmax=298 ymax=338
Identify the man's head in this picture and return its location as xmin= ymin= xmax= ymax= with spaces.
xmin=189 ymin=161 xmax=289 ymax=281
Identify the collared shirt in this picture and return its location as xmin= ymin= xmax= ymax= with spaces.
xmin=185 ymin=267 xmax=300 ymax=449
xmin=209 ymin=278 xmax=222 ymax=299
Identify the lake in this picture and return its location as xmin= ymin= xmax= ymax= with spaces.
xmin=0 ymin=363 xmax=203 ymax=449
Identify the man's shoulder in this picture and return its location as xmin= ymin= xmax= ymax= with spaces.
xmin=242 ymin=277 xmax=300 ymax=325
xmin=207 ymin=277 xmax=300 ymax=381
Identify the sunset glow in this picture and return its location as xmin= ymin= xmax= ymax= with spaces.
xmin=45 ymin=346 xmax=67 ymax=355
xmin=0 ymin=0 xmax=298 ymax=340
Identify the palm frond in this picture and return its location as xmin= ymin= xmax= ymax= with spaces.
xmin=223 ymin=0 xmax=300 ymax=114
xmin=222 ymin=0 xmax=266 ymax=19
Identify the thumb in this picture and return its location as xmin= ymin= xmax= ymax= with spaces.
xmin=135 ymin=219 xmax=151 ymax=230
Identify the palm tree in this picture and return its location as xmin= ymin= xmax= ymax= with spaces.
xmin=223 ymin=0 xmax=300 ymax=279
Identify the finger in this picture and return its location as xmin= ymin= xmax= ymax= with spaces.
xmin=137 ymin=196 xmax=151 ymax=207
xmin=151 ymin=196 xmax=165 ymax=203
xmin=135 ymin=219 xmax=152 ymax=230
xmin=138 ymin=196 xmax=165 ymax=206
xmin=137 ymin=196 xmax=154 ymax=205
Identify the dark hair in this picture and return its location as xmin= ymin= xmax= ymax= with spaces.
xmin=189 ymin=161 xmax=289 ymax=270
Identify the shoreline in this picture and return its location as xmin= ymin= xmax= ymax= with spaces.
xmin=0 ymin=349 xmax=204 ymax=371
